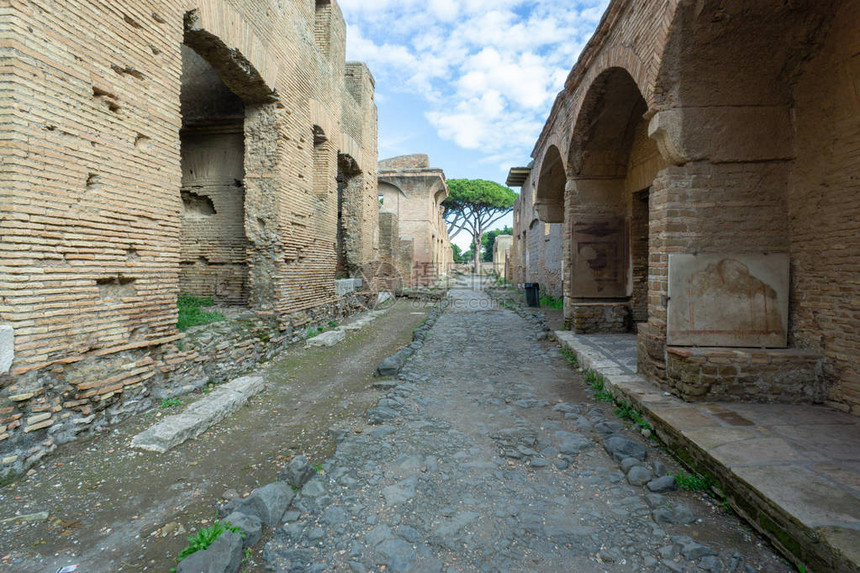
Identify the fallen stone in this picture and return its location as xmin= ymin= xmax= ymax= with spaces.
xmin=232 ymin=482 xmax=295 ymax=527
xmin=647 ymin=475 xmax=678 ymax=493
xmin=653 ymin=504 xmax=696 ymax=525
xmin=680 ymin=540 xmax=717 ymax=560
xmin=0 ymin=511 xmax=49 ymax=525
xmin=280 ymin=455 xmax=316 ymax=489
xmin=375 ymin=349 xmax=413 ymax=377
xmin=620 ymin=457 xmax=641 ymax=473
xmin=603 ymin=435 xmax=647 ymax=462
xmin=372 ymin=381 xmax=398 ymax=390
xmin=131 ymin=376 xmax=264 ymax=453
xmin=367 ymin=406 xmax=400 ymax=424
xmin=382 ymin=477 xmax=418 ymax=505
xmin=177 ymin=530 xmax=243 ymax=573
xmin=627 ymin=465 xmax=653 ymax=486
xmin=224 ymin=511 xmax=262 ymax=547
xmin=553 ymin=402 xmax=579 ymax=415
xmin=306 ymin=330 xmax=346 ymax=348
xmin=554 ymin=431 xmax=592 ymax=455
xmin=594 ymin=420 xmax=624 ymax=434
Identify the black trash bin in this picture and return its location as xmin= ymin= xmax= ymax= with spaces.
xmin=524 ymin=283 xmax=540 ymax=307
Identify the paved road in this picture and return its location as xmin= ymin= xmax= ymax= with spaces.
xmin=264 ymin=277 xmax=791 ymax=573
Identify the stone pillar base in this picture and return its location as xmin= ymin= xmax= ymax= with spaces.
xmin=665 ymin=347 xmax=824 ymax=403
xmin=565 ymin=303 xmax=630 ymax=334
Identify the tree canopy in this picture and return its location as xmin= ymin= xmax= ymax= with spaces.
xmin=443 ymin=179 xmax=518 ymax=241
xmin=481 ymin=226 xmax=514 ymax=262
xmin=443 ymin=179 xmax=517 ymax=271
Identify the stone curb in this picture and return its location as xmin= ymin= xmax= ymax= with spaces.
xmin=131 ymin=375 xmax=265 ymax=453
xmin=374 ymin=298 xmax=450 ymax=378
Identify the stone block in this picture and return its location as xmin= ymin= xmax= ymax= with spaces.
xmin=306 ymin=330 xmax=346 ymax=348
xmin=0 ymin=326 xmax=13 ymax=374
xmin=667 ymin=254 xmax=789 ymax=347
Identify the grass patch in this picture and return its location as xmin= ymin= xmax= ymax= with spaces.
xmin=173 ymin=520 xmax=242 ymax=568
xmin=540 ymin=294 xmax=564 ymax=309
xmin=615 ymin=400 xmax=653 ymax=432
xmin=559 ymin=346 xmax=579 ymax=368
xmin=177 ymin=295 xmax=225 ymax=332
xmin=160 ymin=398 xmax=183 ymax=409
xmin=672 ymin=470 xmax=714 ymax=492
xmin=306 ymin=326 xmax=324 ymax=339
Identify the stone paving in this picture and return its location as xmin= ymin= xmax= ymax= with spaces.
xmin=557 ymin=331 xmax=860 ymax=572
xmin=262 ymin=277 xmax=792 ymax=573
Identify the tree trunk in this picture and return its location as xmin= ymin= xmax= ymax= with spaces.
xmin=473 ymin=231 xmax=483 ymax=274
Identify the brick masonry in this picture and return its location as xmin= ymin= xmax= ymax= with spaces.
xmin=518 ymin=0 xmax=859 ymax=412
xmin=0 ymin=0 xmax=379 ymax=481
xmin=378 ymin=155 xmax=454 ymax=286
xmin=509 ymin=169 xmax=564 ymax=297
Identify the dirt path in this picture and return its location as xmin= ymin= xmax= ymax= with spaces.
xmin=0 ymin=299 xmax=434 ymax=572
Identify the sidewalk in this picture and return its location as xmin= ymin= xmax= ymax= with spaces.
xmin=557 ymin=332 xmax=860 ymax=573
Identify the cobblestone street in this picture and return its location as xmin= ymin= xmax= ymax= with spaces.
xmin=263 ymin=277 xmax=792 ymax=573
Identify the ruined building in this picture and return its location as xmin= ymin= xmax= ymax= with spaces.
xmin=492 ymin=235 xmax=513 ymax=280
xmin=0 ymin=0 xmax=379 ymax=481
xmin=518 ymin=0 xmax=859 ymax=412
xmin=378 ymin=155 xmax=454 ymax=286
xmin=508 ymin=166 xmax=563 ymax=297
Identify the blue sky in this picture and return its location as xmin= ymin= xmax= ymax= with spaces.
xmin=339 ymin=0 xmax=610 ymax=248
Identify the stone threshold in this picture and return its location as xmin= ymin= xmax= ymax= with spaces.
xmin=556 ymin=331 xmax=860 ymax=573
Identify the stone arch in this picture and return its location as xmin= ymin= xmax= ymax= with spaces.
xmin=183 ymin=6 xmax=278 ymax=103
xmin=563 ymin=66 xmax=665 ymax=333
xmin=650 ymin=0 xmax=837 ymax=165
xmin=533 ymin=145 xmax=565 ymax=224
xmin=179 ymin=7 xmax=283 ymax=310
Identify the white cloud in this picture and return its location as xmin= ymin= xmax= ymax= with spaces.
xmin=342 ymin=0 xmax=610 ymax=172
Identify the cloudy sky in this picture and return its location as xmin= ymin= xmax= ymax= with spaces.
xmin=339 ymin=0 xmax=610 ymax=245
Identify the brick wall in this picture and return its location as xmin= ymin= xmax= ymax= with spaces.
xmin=510 ymin=170 xmax=563 ymax=296
xmin=789 ymin=0 xmax=860 ymax=413
xmin=0 ymin=0 xmax=378 ymax=480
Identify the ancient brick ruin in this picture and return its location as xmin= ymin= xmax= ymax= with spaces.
xmin=511 ymin=0 xmax=860 ymax=413
xmin=508 ymin=166 xmax=564 ymax=299
xmin=378 ymin=155 xmax=454 ymax=287
xmin=0 ymin=0 xmax=381 ymax=481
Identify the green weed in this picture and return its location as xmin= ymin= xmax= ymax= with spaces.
xmin=160 ymin=398 xmax=183 ymax=409
xmin=540 ymin=294 xmax=564 ymax=309
xmin=615 ymin=401 xmax=653 ymax=431
xmin=175 ymin=521 xmax=242 ymax=565
xmin=177 ymin=295 xmax=225 ymax=332
xmin=306 ymin=326 xmax=324 ymax=339
xmin=559 ymin=347 xmax=579 ymax=368
xmin=594 ymin=389 xmax=614 ymax=402
xmin=672 ymin=470 xmax=713 ymax=492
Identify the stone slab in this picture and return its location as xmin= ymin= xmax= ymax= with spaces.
xmin=710 ymin=437 xmax=802 ymax=467
xmin=335 ymin=278 xmax=363 ymax=297
xmin=0 ymin=325 xmax=13 ymax=374
xmin=733 ymin=464 xmax=860 ymax=527
xmin=667 ymin=253 xmax=789 ymax=347
xmin=132 ymin=375 xmax=266 ymax=453
xmin=306 ymin=330 xmax=346 ymax=348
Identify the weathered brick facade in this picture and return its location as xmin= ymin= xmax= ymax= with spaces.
xmin=492 ymin=235 xmax=512 ymax=278
xmin=0 ymin=0 xmax=378 ymax=480
xmin=378 ymin=155 xmax=454 ymax=286
xmin=522 ymin=0 xmax=859 ymax=413
xmin=509 ymin=168 xmax=564 ymax=297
